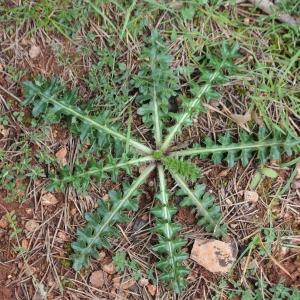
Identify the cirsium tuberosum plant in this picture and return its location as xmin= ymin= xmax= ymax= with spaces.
xmin=23 ymin=32 xmax=300 ymax=293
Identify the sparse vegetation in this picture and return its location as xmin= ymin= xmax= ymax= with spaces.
xmin=0 ymin=1 xmax=299 ymax=299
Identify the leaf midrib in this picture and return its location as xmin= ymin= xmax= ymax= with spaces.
xmin=49 ymin=97 xmax=153 ymax=155
xmin=170 ymin=140 xmax=300 ymax=157
xmin=81 ymin=164 xmax=155 ymax=260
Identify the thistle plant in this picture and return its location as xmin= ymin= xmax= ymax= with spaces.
xmin=22 ymin=31 xmax=299 ymax=293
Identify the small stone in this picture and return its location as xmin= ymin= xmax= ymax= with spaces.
xmin=138 ymin=165 xmax=147 ymax=173
xmin=25 ymin=266 xmax=37 ymax=276
xmin=26 ymin=208 xmax=33 ymax=215
xmin=102 ymin=262 xmax=116 ymax=274
xmin=112 ymin=276 xmax=121 ymax=288
xmin=244 ymin=190 xmax=259 ymax=203
xmin=21 ymin=38 xmax=29 ymax=45
xmin=138 ymin=278 xmax=149 ymax=287
xmin=147 ymin=284 xmax=156 ymax=296
xmin=0 ymin=229 xmax=5 ymax=238
xmin=148 ymin=180 xmax=154 ymax=187
xmin=230 ymin=111 xmax=251 ymax=126
xmin=32 ymin=290 xmax=45 ymax=300
xmin=98 ymin=250 xmax=106 ymax=261
xmin=48 ymin=279 xmax=56 ymax=287
xmin=292 ymin=180 xmax=300 ymax=190
xmin=141 ymin=213 xmax=148 ymax=221
xmin=21 ymin=239 xmax=29 ymax=250
xmin=210 ymin=100 xmax=220 ymax=108
xmin=187 ymin=270 xmax=198 ymax=281
xmin=17 ymin=262 xmax=23 ymax=269
xmin=68 ymin=293 xmax=81 ymax=300
xmin=0 ymin=125 xmax=9 ymax=138
xmin=279 ymin=246 xmax=290 ymax=257
xmin=89 ymin=270 xmax=105 ymax=288
xmin=113 ymin=292 xmax=127 ymax=300
xmin=0 ymin=216 xmax=8 ymax=229
xmin=244 ymin=17 xmax=250 ymax=25
xmin=120 ymin=278 xmax=136 ymax=290
xmin=239 ymin=257 xmax=248 ymax=270
xmin=70 ymin=208 xmax=77 ymax=216
xmin=25 ymin=220 xmax=39 ymax=232
xmin=217 ymin=169 xmax=230 ymax=178
xmin=55 ymin=147 xmax=67 ymax=166
xmin=29 ymin=45 xmax=41 ymax=59
xmin=30 ymin=37 xmax=36 ymax=44
xmin=102 ymin=194 xmax=109 ymax=201
xmin=225 ymin=198 xmax=233 ymax=205
xmin=57 ymin=231 xmax=68 ymax=241
xmin=190 ymin=239 xmax=237 ymax=274
xmin=230 ymin=223 xmax=238 ymax=229
xmin=296 ymin=164 xmax=300 ymax=179
xmin=132 ymin=218 xmax=147 ymax=232
xmin=251 ymin=111 xmax=263 ymax=125
xmin=47 ymin=292 xmax=55 ymax=300
xmin=41 ymin=193 xmax=59 ymax=206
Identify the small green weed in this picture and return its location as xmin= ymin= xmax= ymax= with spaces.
xmin=0 ymin=115 xmax=9 ymax=126
xmin=216 ymin=279 xmax=300 ymax=300
xmin=0 ymin=137 xmax=48 ymax=202
xmin=250 ymin=167 xmax=279 ymax=189
xmin=0 ymin=0 xmax=90 ymax=37
xmin=5 ymin=210 xmax=22 ymax=240
xmin=6 ymin=66 xmax=26 ymax=83
xmin=113 ymin=251 xmax=142 ymax=280
xmin=277 ymin=0 xmax=300 ymax=15
xmin=12 ymin=111 xmax=25 ymax=123
xmin=86 ymin=47 xmax=131 ymax=117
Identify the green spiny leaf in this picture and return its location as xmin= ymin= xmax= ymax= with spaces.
xmin=172 ymin=174 xmax=226 ymax=237
xmin=151 ymin=165 xmax=188 ymax=293
xmin=71 ymin=165 xmax=154 ymax=271
xmin=23 ymin=77 xmax=152 ymax=155
xmin=161 ymin=43 xmax=240 ymax=151
xmin=171 ymin=128 xmax=300 ymax=167
xmin=163 ymin=157 xmax=200 ymax=181
xmin=132 ymin=30 xmax=179 ymax=141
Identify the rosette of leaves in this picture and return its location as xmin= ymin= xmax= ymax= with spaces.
xmin=23 ymin=31 xmax=300 ymax=293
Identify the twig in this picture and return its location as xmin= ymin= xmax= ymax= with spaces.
xmin=259 ymin=236 xmax=292 ymax=278
xmin=0 ymin=85 xmax=22 ymax=103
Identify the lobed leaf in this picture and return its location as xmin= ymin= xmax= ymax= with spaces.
xmin=171 ymin=128 xmax=300 ymax=167
xmin=151 ymin=165 xmax=188 ymax=293
xmin=172 ymin=175 xmax=226 ymax=237
xmin=48 ymin=155 xmax=153 ymax=193
xmin=132 ymin=30 xmax=179 ymax=142
xmin=161 ymin=42 xmax=240 ymax=152
xmin=162 ymin=156 xmax=200 ymax=181
xmin=71 ymin=164 xmax=155 ymax=271
xmin=23 ymin=77 xmax=152 ymax=155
